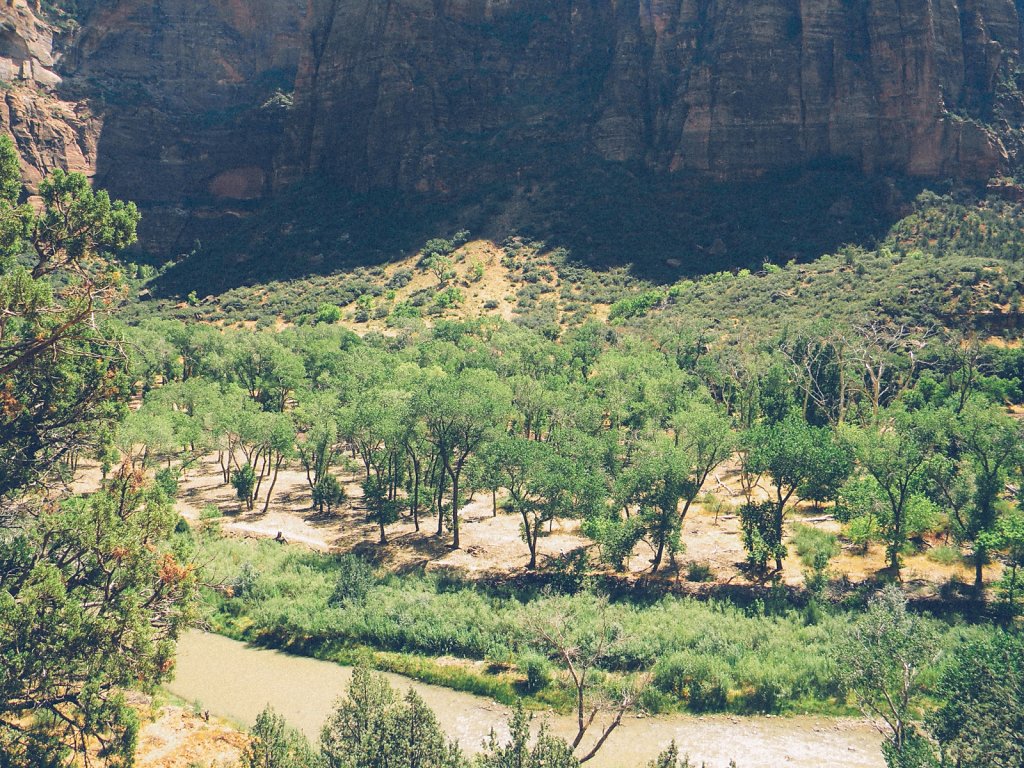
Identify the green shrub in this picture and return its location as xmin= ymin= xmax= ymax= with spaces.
xmin=200 ymin=504 xmax=223 ymax=520
xmin=387 ymin=268 xmax=413 ymax=289
xmin=434 ymin=287 xmax=464 ymax=310
xmin=328 ymin=555 xmax=377 ymax=606
xmin=233 ymin=562 xmax=263 ymax=600
xmin=517 ymin=651 xmax=552 ymax=693
xmin=315 ymin=303 xmax=342 ymax=324
xmin=791 ymin=524 xmax=839 ymax=567
xmin=685 ymin=561 xmax=714 ymax=582
xmin=926 ymin=545 xmax=962 ymax=566
xmin=608 ymin=290 xmax=667 ymax=321
xmin=653 ymin=653 xmax=732 ymax=712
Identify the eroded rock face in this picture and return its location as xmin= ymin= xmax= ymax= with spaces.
xmin=4 ymin=0 xmax=1024 ymax=258
xmin=0 ymin=0 xmax=97 ymax=189
xmin=282 ymin=0 xmax=1024 ymax=193
xmin=60 ymin=0 xmax=306 ymax=252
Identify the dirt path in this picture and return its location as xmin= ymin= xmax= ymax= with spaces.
xmin=170 ymin=631 xmax=883 ymax=768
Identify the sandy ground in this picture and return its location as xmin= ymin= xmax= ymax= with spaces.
xmin=176 ymin=453 xmax=984 ymax=589
xmin=136 ymin=705 xmax=247 ymax=768
xmin=73 ymin=452 xmax=985 ymax=590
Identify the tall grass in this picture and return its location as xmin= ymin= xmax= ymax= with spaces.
xmin=197 ymin=536 xmax=971 ymax=715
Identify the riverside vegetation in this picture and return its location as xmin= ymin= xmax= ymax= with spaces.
xmin=2 ymin=132 xmax=1024 ymax=768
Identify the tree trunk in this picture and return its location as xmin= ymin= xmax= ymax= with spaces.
xmin=411 ymin=459 xmax=420 ymax=531
xmin=521 ymin=510 xmax=537 ymax=569
xmin=261 ymin=455 xmax=283 ymax=515
xmin=653 ymin=535 xmax=666 ymax=573
xmin=450 ymin=466 xmax=461 ymax=549
xmin=436 ymin=467 xmax=447 ymax=536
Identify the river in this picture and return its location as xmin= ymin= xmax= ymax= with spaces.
xmin=169 ymin=630 xmax=883 ymax=768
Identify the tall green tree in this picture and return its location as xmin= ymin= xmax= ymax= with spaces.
xmin=242 ymin=706 xmax=318 ymax=768
xmin=0 ymin=137 xmax=139 ymax=497
xmin=616 ymin=437 xmax=693 ymax=572
xmin=844 ymin=407 xmax=945 ymax=575
xmin=488 ymin=436 xmax=598 ymax=569
xmin=670 ymin=399 xmax=735 ymax=522
xmin=743 ymin=416 xmax=835 ymax=571
xmin=929 ymin=631 xmax=1024 ymax=768
xmin=953 ymin=398 xmax=1022 ymax=587
xmin=479 ymin=703 xmax=578 ymax=768
xmin=837 ymin=587 xmax=940 ymax=768
xmin=320 ymin=668 xmax=462 ymax=768
xmin=416 ymin=370 xmax=511 ymax=549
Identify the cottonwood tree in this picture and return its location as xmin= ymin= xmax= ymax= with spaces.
xmin=488 ymin=436 xmax=598 ymax=569
xmin=616 ymin=437 xmax=693 ymax=572
xmin=837 ymin=587 xmax=940 ymax=768
xmin=844 ymin=406 xmax=945 ymax=576
xmin=415 ymin=369 xmax=511 ymax=549
xmin=671 ymin=399 xmax=735 ymax=521
xmin=294 ymin=390 xmax=341 ymax=491
xmin=526 ymin=594 xmax=648 ymax=763
xmin=929 ymin=631 xmax=1024 ymax=768
xmin=230 ymin=332 xmax=305 ymax=412
xmin=953 ymin=398 xmax=1022 ymax=588
xmin=742 ymin=416 xmax=836 ymax=571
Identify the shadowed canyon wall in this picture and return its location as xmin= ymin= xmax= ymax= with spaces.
xmin=281 ymin=0 xmax=1024 ymax=193
xmin=3 ymin=0 xmax=1024 ymax=258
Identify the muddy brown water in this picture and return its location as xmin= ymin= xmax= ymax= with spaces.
xmin=169 ymin=631 xmax=883 ymax=768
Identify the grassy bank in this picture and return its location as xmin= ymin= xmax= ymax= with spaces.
xmin=194 ymin=535 xmax=988 ymax=716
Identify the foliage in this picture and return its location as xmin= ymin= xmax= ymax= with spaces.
xmin=242 ymin=706 xmax=318 ymax=768
xmin=648 ymin=740 xmax=736 ymax=768
xmin=928 ymin=631 xmax=1024 ymax=768
xmin=233 ymin=463 xmax=258 ymax=510
xmin=313 ymin=475 xmax=347 ymax=515
xmin=320 ymin=668 xmax=463 ymax=768
xmin=841 ymin=408 xmax=945 ymax=574
xmin=329 ymin=555 xmax=377 ymax=607
xmin=0 ymin=136 xmax=139 ymax=497
xmin=0 ymin=468 xmax=198 ymax=765
xmin=478 ymin=703 xmax=578 ymax=768
xmin=739 ymin=502 xmax=786 ymax=574
xmin=837 ymin=587 xmax=940 ymax=761
xmin=743 ymin=417 xmax=841 ymax=571
xmin=200 ymin=537 xmax=857 ymax=715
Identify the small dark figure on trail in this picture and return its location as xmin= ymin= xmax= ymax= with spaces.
xmin=275 ymin=531 xmax=287 ymax=544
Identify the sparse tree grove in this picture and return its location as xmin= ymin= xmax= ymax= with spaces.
xmin=5 ymin=130 xmax=1024 ymax=768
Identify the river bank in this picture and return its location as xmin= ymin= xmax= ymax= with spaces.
xmin=169 ymin=630 xmax=883 ymax=768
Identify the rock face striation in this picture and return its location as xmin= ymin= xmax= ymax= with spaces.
xmin=3 ymin=0 xmax=1024 ymax=255
xmin=282 ymin=0 xmax=1024 ymax=194
xmin=62 ymin=0 xmax=307 ymax=250
xmin=0 ymin=0 xmax=98 ymax=190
